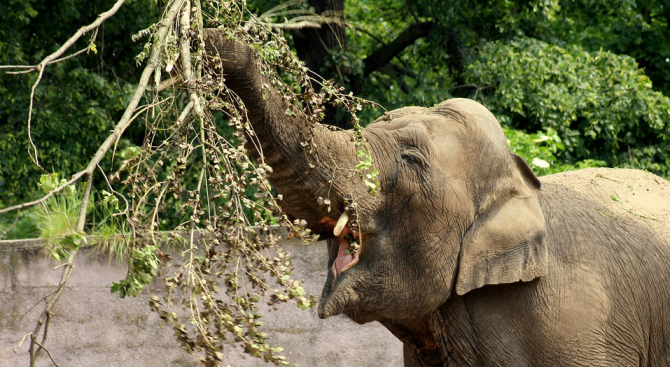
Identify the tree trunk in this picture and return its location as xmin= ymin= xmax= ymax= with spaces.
xmin=292 ymin=0 xmax=348 ymax=128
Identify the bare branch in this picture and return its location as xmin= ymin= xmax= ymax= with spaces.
xmin=32 ymin=339 xmax=61 ymax=367
xmin=2 ymin=46 xmax=93 ymax=75
xmin=0 ymin=172 xmax=87 ymax=215
xmin=265 ymin=21 xmax=323 ymax=30
xmin=24 ymin=0 xmax=124 ymax=169
xmin=19 ymin=1 xmax=186 ymax=364
xmin=155 ymin=75 xmax=182 ymax=92
xmin=354 ymin=26 xmax=386 ymax=45
xmin=29 ymin=258 xmax=73 ymax=366
xmin=0 ymin=65 xmax=35 ymax=70
xmin=177 ymin=100 xmax=195 ymax=124
xmin=180 ymin=0 xmax=204 ymax=119
xmin=245 ymin=1 xmax=344 ymax=32
xmin=5 ymin=68 xmax=38 ymax=75
xmin=34 ymin=7 xmax=118 ymax=73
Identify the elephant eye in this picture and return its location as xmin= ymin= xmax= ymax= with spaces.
xmin=401 ymin=152 xmax=419 ymax=164
xmin=400 ymin=148 xmax=427 ymax=168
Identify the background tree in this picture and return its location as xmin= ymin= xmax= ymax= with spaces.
xmin=238 ymin=0 xmax=670 ymax=176
xmin=5 ymin=0 xmax=670 ymax=213
xmin=0 ymin=0 xmax=159 ymax=209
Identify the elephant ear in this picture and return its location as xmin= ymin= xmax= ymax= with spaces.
xmin=455 ymin=154 xmax=547 ymax=295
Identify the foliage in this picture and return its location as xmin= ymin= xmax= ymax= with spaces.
xmin=466 ymin=37 xmax=670 ymax=177
xmin=5 ymin=0 xmax=670 ymax=212
xmin=535 ymin=0 xmax=670 ymax=97
xmin=2 ymin=1 xmax=325 ymax=364
xmin=504 ymin=126 xmax=605 ymax=176
xmin=111 ymin=243 xmax=160 ymax=298
xmin=29 ymin=173 xmax=85 ymax=260
xmin=0 ymin=173 xmax=136 ymax=262
xmin=0 ymin=0 xmax=159 ymax=208
xmin=103 ymin=1 xmax=376 ymax=365
xmin=318 ymin=0 xmax=670 ymax=178
xmin=342 ymin=0 xmax=452 ymax=115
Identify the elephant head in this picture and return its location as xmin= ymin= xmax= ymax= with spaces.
xmin=317 ymin=99 xmax=548 ymax=323
xmin=204 ymin=31 xmax=548 ymax=325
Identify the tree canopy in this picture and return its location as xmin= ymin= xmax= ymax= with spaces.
xmin=3 ymin=0 xmax=670 ymax=208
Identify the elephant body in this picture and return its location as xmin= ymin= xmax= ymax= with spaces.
xmin=395 ymin=168 xmax=670 ymax=366
xmin=203 ymin=33 xmax=670 ymax=366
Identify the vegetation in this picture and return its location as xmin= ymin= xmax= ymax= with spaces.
xmin=2 ymin=0 xmax=670 ymax=366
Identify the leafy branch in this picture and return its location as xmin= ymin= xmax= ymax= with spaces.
xmin=2 ymin=0 xmax=382 ymax=365
xmin=1 ymin=0 xmax=184 ymax=365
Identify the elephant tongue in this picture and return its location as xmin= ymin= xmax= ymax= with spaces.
xmin=332 ymin=237 xmax=359 ymax=280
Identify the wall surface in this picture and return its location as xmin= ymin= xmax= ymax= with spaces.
xmin=0 ymin=239 xmax=403 ymax=367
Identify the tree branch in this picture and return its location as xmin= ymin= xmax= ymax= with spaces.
xmin=31 ymin=339 xmax=61 ymax=367
xmin=362 ymin=22 xmax=435 ymax=76
xmin=1 ymin=45 xmax=93 ymax=75
xmin=155 ymin=75 xmax=182 ymax=93
xmin=24 ymin=1 xmax=126 ymax=169
xmin=0 ymin=172 xmax=87 ymax=215
xmin=180 ymin=0 xmax=204 ymax=119
xmin=17 ymin=1 xmax=187 ymax=365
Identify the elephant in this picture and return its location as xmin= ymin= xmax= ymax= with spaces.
xmin=203 ymin=30 xmax=670 ymax=366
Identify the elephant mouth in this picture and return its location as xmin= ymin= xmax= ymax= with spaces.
xmin=318 ymin=213 xmax=371 ymax=320
xmin=319 ymin=214 xmax=362 ymax=282
xmin=331 ymin=227 xmax=360 ymax=281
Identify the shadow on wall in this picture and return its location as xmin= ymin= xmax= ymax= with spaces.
xmin=0 ymin=239 xmax=402 ymax=367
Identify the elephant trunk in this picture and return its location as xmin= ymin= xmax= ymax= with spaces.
xmin=203 ymin=29 xmax=359 ymax=232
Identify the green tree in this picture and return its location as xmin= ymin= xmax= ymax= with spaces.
xmin=0 ymin=0 xmax=159 ymax=208
xmin=277 ymin=0 xmax=670 ymax=176
xmin=466 ymin=37 xmax=670 ymax=175
xmin=6 ymin=0 xmax=670 ymax=213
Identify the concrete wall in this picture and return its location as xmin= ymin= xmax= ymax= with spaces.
xmin=0 ymin=239 xmax=403 ymax=367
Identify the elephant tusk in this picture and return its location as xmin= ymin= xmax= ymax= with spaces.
xmin=333 ymin=210 xmax=350 ymax=237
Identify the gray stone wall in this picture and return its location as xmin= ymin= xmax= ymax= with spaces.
xmin=0 ymin=240 xmax=402 ymax=367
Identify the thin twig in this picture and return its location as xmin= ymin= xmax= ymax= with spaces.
xmin=5 ymin=68 xmax=39 ymax=75
xmin=29 ymin=258 xmax=73 ymax=366
xmin=98 ymin=164 xmax=131 ymax=218
xmin=0 ymin=172 xmax=87 ymax=214
xmin=0 ymin=65 xmax=35 ymax=70
xmin=3 ymin=46 xmax=93 ymax=75
xmin=33 ymin=309 xmax=52 ymax=361
xmin=32 ymin=339 xmax=61 ymax=367
xmin=354 ymin=26 xmax=386 ymax=45
xmin=25 ymin=1 xmax=124 ymax=168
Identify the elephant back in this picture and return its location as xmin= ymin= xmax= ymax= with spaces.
xmin=540 ymin=168 xmax=670 ymax=246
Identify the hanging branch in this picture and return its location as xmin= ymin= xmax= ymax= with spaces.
xmin=20 ymin=0 xmax=127 ymax=170
xmin=3 ymin=1 xmax=379 ymax=365
xmin=0 ymin=46 xmax=93 ymax=74
xmin=179 ymin=0 xmax=205 ymax=119
xmin=0 ymin=1 xmax=187 ymax=365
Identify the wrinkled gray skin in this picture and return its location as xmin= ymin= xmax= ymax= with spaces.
xmin=205 ymin=30 xmax=670 ymax=366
